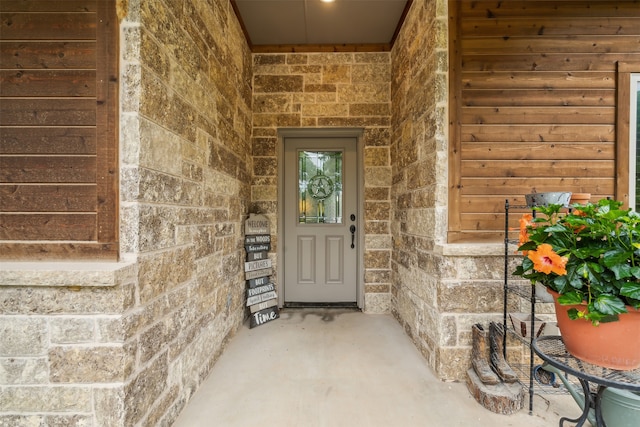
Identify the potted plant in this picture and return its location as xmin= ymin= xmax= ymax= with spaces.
xmin=514 ymin=198 xmax=640 ymax=370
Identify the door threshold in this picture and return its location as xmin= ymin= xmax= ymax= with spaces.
xmin=284 ymin=302 xmax=359 ymax=309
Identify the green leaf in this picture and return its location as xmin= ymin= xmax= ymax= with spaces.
xmin=603 ymin=248 xmax=633 ymax=268
xmin=544 ymin=224 xmax=568 ymax=234
xmin=609 ymin=263 xmax=633 ymax=280
xmin=593 ymin=295 xmax=628 ymax=315
xmin=512 ymin=265 xmax=526 ymax=276
xmin=553 ymin=275 xmax=571 ymax=293
xmin=572 ymin=247 xmax=592 ymax=260
xmin=576 ymin=261 xmax=603 ymax=283
xmin=598 ymin=314 xmax=621 ymax=324
xmin=621 ymin=282 xmax=640 ymax=300
xmin=518 ymin=241 xmax=538 ymax=252
xmin=567 ymin=308 xmax=581 ymax=320
xmin=558 ymin=290 xmax=584 ymax=305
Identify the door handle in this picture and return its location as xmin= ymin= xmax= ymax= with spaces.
xmin=349 ymin=225 xmax=356 ymax=249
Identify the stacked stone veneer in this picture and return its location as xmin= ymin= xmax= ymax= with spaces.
xmin=251 ymin=52 xmax=393 ymax=313
xmin=389 ymin=0 xmax=510 ymax=381
xmin=1 ymin=0 xmax=252 ymax=425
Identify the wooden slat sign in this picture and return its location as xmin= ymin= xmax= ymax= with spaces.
xmin=247 ymin=275 xmax=270 ymax=289
xmin=245 ymin=268 xmax=273 ymax=281
xmin=244 ymin=234 xmax=271 ymax=245
xmin=247 ymin=251 xmax=268 ymax=262
xmin=250 ymin=306 xmax=280 ymax=328
xmin=250 ymin=299 xmax=278 ymax=313
xmin=246 ymin=290 xmax=277 ymax=306
xmin=247 ymin=283 xmax=275 ymax=298
xmin=245 ymin=242 xmax=271 ymax=253
xmin=245 ymin=214 xmax=270 ymax=235
xmin=244 ymin=258 xmax=272 ymax=272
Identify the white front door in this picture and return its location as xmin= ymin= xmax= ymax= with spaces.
xmin=283 ymin=136 xmax=358 ymax=304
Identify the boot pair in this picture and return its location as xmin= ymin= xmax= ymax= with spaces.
xmin=471 ymin=322 xmax=518 ymax=385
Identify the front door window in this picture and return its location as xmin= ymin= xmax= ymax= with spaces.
xmin=298 ymin=151 xmax=342 ymax=224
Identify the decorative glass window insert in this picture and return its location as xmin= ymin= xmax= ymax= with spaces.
xmin=298 ymin=151 xmax=343 ymax=223
xmin=631 ymin=74 xmax=640 ymax=211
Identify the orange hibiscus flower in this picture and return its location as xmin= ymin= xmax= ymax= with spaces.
xmin=518 ymin=213 xmax=533 ymax=254
xmin=571 ymin=209 xmax=587 ymax=233
xmin=527 ymin=243 xmax=568 ymax=275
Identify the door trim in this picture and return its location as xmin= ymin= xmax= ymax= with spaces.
xmin=277 ymin=128 xmax=364 ymax=309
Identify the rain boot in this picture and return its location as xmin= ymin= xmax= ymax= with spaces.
xmin=471 ymin=323 xmax=500 ymax=385
xmin=489 ymin=321 xmax=519 ymax=383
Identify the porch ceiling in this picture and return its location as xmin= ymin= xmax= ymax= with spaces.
xmin=232 ymin=0 xmax=411 ymax=52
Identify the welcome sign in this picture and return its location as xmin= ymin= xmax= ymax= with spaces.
xmin=245 ymin=214 xmax=270 ymax=235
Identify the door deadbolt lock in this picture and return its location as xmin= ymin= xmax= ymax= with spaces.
xmin=350 ymin=214 xmax=356 ymax=221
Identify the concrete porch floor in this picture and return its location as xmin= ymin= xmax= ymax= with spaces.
xmin=174 ymin=309 xmax=578 ymax=426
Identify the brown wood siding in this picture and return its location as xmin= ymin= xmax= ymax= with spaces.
xmin=448 ymin=0 xmax=640 ymax=243
xmin=0 ymin=0 xmax=118 ymax=259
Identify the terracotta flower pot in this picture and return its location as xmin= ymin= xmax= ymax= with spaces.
xmin=569 ymin=192 xmax=591 ymax=205
xmin=547 ymin=288 xmax=640 ymax=370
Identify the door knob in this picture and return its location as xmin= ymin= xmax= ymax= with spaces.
xmin=349 ymin=225 xmax=356 ymax=249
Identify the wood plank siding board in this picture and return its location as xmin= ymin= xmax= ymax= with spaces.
xmin=448 ymin=0 xmax=639 ymax=243
xmin=0 ymin=1 xmax=97 ymax=12
xmin=0 ymin=42 xmax=97 ymax=69
xmin=460 ymin=213 xmax=533 ymax=232
xmin=461 ymin=89 xmax=614 ymax=107
xmin=0 ymin=213 xmax=96 ymax=240
xmin=460 ymin=142 xmax=613 ymax=161
xmin=461 ymin=17 xmax=640 ymax=37
xmin=0 ymin=156 xmax=97 ymax=183
xmin=462 ymin=53 xmax=640 ymax=72
xmin=459 ymin=1 xmax=640 ymax=18
xmin=460 ymin=195 xmax=612 ymax=214
xmin=0 ymin=99 xmax=97 ymax=126
xmin=448 ymin=231 xmax=508 ymax=243
xmin=0 ymin=12 xmax=96 ymax=40
xmin=459 ymin=177 xmax=614 ymax=196
xmin=460 ymin=124 xmax=615 ymax=143
xmin=0 ymin=0 xmax=118 ymax=259
xmin=0 ymin=184 xmax=97 ymax=212
xmin=0 ymin=127 xmax=97 ymax=154
xmin=461 ymin=72 xmax=615 ymax=89
xmin=0 ymin=70 xmax=96 ymax=97
xmin=461 ymin=36 xmax=640 ymax=55
xmin=461 ymin=107 xmax=615 ymax=125
xmin=461 ymin=160 xmax=614 ymax=178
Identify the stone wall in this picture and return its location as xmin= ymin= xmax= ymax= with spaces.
xmin=390 ymin=0 xmax=499 ymax=381
xmin=252 ymin=52 xmax=393 ymax=313
xmin=119 ymin=0 xmax=252 ymax=424
xmin=0 ymin=0 xmax=252 ymax=425
xmin=0 ymin=265 xmax=136 ymax=426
